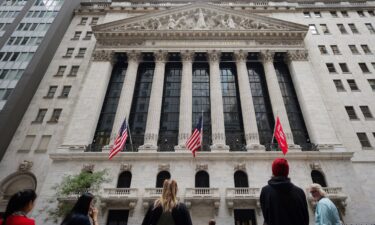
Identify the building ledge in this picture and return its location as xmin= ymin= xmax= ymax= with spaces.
xmin=225 ymin=187 xmax=261 ymax=209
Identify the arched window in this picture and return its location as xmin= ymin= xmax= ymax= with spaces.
xmin=156 ymin=171 xmax=171 ymax=188
xmin=195 ymin=171 xmax=209 ymax=188
xmin=234 ymin=171 xmax=249 ymax=188
xmin=311 ymin=170 xmax=327 ymax=187
xmin=117 ymin=171 xmax=132 ymax=188
xmin=0 ymin=172 xmax=37 ymax=200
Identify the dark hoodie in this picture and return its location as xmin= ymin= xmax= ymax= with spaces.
xmin=260 ymin=176 xmax=309 ymax=225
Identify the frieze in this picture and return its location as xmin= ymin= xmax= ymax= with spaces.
xmin=96 ymin=39 xmax=145 ymax=48
xmin=18 ymin=160 xmax=33 ymax=172
xmin=120 ymin=163 xmax=132 ymax=171
xmin=92 ymin=50 xmax=114 ymax=62
xmin=286 ymin=50 xmax=309 ymax=61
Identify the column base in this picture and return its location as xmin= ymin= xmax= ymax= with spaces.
xmin=138 ymin=144 xmax=158 ymax=151
xmin=210 ymin=144 xmax=230 ymax=151
xmin=246 ymin=144 xmax=265 ymax=151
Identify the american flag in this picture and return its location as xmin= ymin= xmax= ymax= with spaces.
xmin=186 ymin=116 xmax=203 ymax=157
xmin=109 ymin=118 xmax=128 ymax=160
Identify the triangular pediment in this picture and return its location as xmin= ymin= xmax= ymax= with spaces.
xmin=94 ymin=3 xmax=307 ymax=32
xmin=93 ymin=3 xmax=307 ymax=43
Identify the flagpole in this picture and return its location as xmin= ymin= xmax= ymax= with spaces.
xmin=270 ymin=111 xmax=278 ymax=151
xmin=126 ymin=118 xmax=134 ymax=152
xmin=201 ymin=110 xmax=204 ymax=152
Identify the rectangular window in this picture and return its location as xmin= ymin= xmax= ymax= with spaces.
xmin=337 ymin=24 xmax=348 ymax=34
xmin=339 ymin=63 xmax=350 ymax=73
xmin=314 ymin=12 xmax=321 ymax=18
xmin=359 ymin=63 xmax=370 ymax=73
xmin=69 ymin=66 xmax=79 ymax=76
xmin=320 ymin=24 xmax=330 ymax=34
xmin=84 ymin=31 xmax=92 ymax=40
xmin=349 ymin=45 xmax=360 ymax=54
xmin=72 ymin=31 xmax=81 ymax=40
xmin=64 ymin=48 xmax=74 ymax=58
xmin=90 ymin=17 xmax=99 ymax=25
xmin=357 ymin=10 xmax=365 ymax=17
xmin=79 ymin=17 xmax=88 ymax=25
xmin=76 ymin=48 xmax=86 ymax=58
xmin=347 ymin=79 xmax=359 ymax=91
xmin=46 ymin=86 xmax=57 ymax=98
xmin=36 ymin=135 xmax=51 ymax=152
xmin=333 ymin=79 xmax=346 ymax=91
xmin=309 ymin=24 xmax=319 ymax=34
xmin=19 ymin=135 xmax=36 ymax=151
xmin=368 ymin=79 xmax=375 ymax=91
xmin=360 ymin=106 xmax=373 ymax=119
xmin=303 ymin=12 xmax=311 ymax=18
xmin=330 ymin=11 xmax=338 ymax=17
xmin=331 ymin=45 xmax=340 ymax=54
xmin=345 ymin=106 xmax=358 ymax=119
xmin=56 ymin=66 xmax=66 ymax=76
xmin=49 ymin=109 xmax=62 ymax=123
xmin=361 ymin=45 xmax=372 ymax=54
xmin=326 ymin=63 xmax=337 ymax=73
xmin=60 ymin=86 xmax=71 ymax=98
xmin=348 ymin=23 xmax=359 ymax=34
xmin=34 ymin=109 xmax=47 ymax=123
xmin=2 ymin=89 xmax=12 ymax=100
xmin=357 ymin=133 xmax=372 ymax=148
xmin=318 ymin=45 xmax=328 ymax=54
xmin=365 ymin=23 xmax=375 ymax=34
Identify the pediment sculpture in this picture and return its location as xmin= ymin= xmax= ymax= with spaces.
xmin=111 ymin=8 xmax=286 ymax=31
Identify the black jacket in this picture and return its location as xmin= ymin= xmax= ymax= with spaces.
xmin=141 ymin=202 xmax=192 ymax=225
xmin=260 ymin=177 xmax=309 ymax=225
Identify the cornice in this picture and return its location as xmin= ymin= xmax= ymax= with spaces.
xmin=49 ymin=150 xmax=354 ymax=162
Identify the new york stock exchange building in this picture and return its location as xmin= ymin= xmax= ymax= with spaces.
xmin=0 ymin=0 xmax=375 ymax=224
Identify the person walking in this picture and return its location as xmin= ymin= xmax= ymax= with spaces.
xmin=60 ymin=192 xmax=99 ymax=225
xmin=0 ymin=189 xmax=37 ymax=225
xmin=142 ymin=179 xmax=192 ymax=225
xmin=260 ymin=158 xmax=309 ymax=225
xmin=310 ymin=183 xmax=341 ymax=225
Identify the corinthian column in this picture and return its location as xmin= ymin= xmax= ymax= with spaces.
xmin=139 ymin=50 xmax=168 ymax=151
xmin=175 ymin=50 xmax=194 ymax=150
xmin=208 ymin=50 xmax=229 ymax=151
xmin=110 ymin=51 xmax=142 ymax=144
xmin=62 ymin=50 xmax=115 ymax=149
xmin=260 ymin=50 xmax=296 ymax=147
xmin=285 ymin=50 xmax=341 ymax=149
xmin=234 ymin=50 xmax=263 ymax=150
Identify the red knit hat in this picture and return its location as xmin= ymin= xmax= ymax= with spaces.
xmin=272 ymin=158 xmax=289 ymax=177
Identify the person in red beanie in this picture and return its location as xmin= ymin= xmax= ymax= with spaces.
xmin=260 ymin=158 xmax=309 ymax=225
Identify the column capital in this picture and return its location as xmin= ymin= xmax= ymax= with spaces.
xmin=207 ymin=50 xmax=221 ymax=62
xmin=286 ymin=50 xmax=309 ymax=62
xmin=259 ymin=50 xmax=275 ymax=63
xmin=92 ymin=50 xmax=115 ymax=63
xmin=154 ymin=50 xmax=169 ymax=62
xmin=234 ymin=50 xmax=247 ymax=62
xmin=181 ymin=50 xmax=195 ymax=62
xmin=127 ymin=50 xmax=142 ymax=63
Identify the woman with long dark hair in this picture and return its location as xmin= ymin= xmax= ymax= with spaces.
xmin=0 ymin=189 xmax=37 ymax=225
xmin=60 ymin=192 xmax=98 ymax=225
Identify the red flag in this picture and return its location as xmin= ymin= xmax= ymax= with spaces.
xmin=274 ymin=116 xmax=288 ymax=155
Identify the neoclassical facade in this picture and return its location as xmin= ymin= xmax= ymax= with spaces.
xmin=1 ymin=1 xmax=375 ymax=224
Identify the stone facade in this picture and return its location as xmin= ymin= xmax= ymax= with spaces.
xmin=0 ymin=1 xmax=375 ymax=225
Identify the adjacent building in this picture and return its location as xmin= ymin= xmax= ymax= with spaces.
xmin=1 ymin=0 xmax=375 ymax=224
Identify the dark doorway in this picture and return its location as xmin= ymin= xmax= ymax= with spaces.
xmin=117 ymin=171 xmax=132 ymax=188
xmin=311 ymin=170 xmax=327 ymax=187
xmin=234 ymin=209 xmax=257 ymax=225
xmin=195 ymin=170 xmax=209 ymax=187
xmin=106 ymin=210 xmax=129 ymax=225
xmin=156 ymin=171 xmax=171 ymax=188
xmin=234 ymin=171 xmax=249 ymax=188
